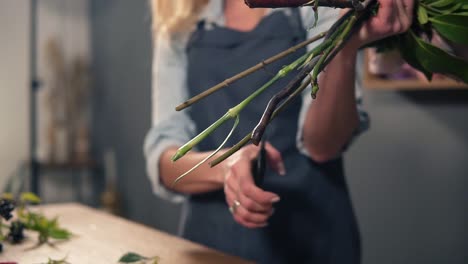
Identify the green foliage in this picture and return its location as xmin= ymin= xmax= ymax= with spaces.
xmin=417 ymin=5 xmax=429 ymax=24
xmin=403 ymin=30 xmax=468 ymax=82
xmin=20 ymin=192 xmax=41 ymax=204
xmin=376 ymin=0 xmax=468 ymax=82
xmin=20 ymin=212 xmax=72 ymax=244
xmin=119 ymin=252 xmax=147 ymax=262
xmin=0 ymin=192 xmax=72 ymax=248
xmin=430 ymin=14 xmax=468 ymax=44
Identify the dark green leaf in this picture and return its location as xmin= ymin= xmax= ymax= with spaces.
xmin=423 ymin=0 xmax=468 ymax=7
xmin=119 ymin=252 xmax=148 ymax=263
xmin=443 ymin=3 xmax=464 ymax=14
xmin=428 ymin=0 xmax=454 ymax=8
xmin=399 ymin=33 xmax=433 ymax=80
xmin=406 ymin=31 xmax=468 ymax=83
xmin=430 ymin=14 xmax=468 ymax=44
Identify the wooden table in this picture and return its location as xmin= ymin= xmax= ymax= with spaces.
xmin=1 ymin=203 xmax=252 ymax=264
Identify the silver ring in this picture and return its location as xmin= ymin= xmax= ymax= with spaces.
xmin=229 ymin=200 xmax=241 ymax=214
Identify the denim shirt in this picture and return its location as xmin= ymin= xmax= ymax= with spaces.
xmin=144 ymin=2 xmax=369 ymax=203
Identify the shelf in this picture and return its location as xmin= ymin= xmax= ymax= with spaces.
xmin=363 ymin=74 xmax=468 ymax=90
xmin=38 ymin=159 xmax=97 ymax=170
xmin=362 ymin=49 xmax=468 ymax=91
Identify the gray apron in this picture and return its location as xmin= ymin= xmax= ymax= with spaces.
xmin=184 ymin=9 xmax=361 ymax=264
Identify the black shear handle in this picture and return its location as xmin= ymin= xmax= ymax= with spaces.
xmin=251 ymin=140 xmax=266 ymax=187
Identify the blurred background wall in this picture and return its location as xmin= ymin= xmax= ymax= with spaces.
xmin=90 ymin=0 xmax=182 ymax=232
xmin=346 ymin=91 xmax=468 ymax=264
xmin=36 ymin=0 xmax=93 ymax=203
xmin=0 ymin=2 xmax=30 ymax=189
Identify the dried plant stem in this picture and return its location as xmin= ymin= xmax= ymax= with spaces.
xmin=250 ymin=0 xmax=372 ymax=144
xmin=175 ymin=31 xmax=328 ymax=111
xmin=251 ymin=57 xmax=318 ymax=145
xmin=251 ymin=15 xmax=352 ymax=144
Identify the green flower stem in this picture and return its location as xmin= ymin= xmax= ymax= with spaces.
xmin=173 ymin=115 xmax=240 ymax=185
xmin=311 ymin=15 xmax=357 ymax=97
xmin=171 ymin=111 xmax=233 ymax=161
xmin=171 ymin=76 xmax=279 ymax=161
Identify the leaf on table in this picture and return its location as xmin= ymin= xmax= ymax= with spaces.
xmin=42 ymin=256 xmax=70 ymax=264
xmin=1 ymin=192 xmax=14 ymax=201
xmin=21 ymin=211 xmax=72 ymax=243
xmin=119 ymin=252 xmax=149 ymax=263
xmin=20 ymin=192 xmax=41 ymax=204
xmin=48 ymin=227 xmax=72 ymax=240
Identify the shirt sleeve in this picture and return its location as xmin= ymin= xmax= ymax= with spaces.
xmin=143 ymin=32 xmax=195 ymax=203
xmin=296 ymin=7 xmax=370 ymax=157
xmin=143 ymin=1 xmax=225 ymax=203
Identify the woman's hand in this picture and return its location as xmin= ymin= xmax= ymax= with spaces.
xmin=223 ymin=143 xmax=285 ymax=228
xmin=348 ymin=0 xmax=415 ymax=49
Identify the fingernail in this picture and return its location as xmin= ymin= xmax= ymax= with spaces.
xmin=271 ymin=196 xmax=280 ymax=203
xmin=261 ymin=223 xmax=268 ymax=228
xmin=270 ymin=208 xmax=275 ymax=216
xmin=278 ymin=163 xmax=286 ymax=175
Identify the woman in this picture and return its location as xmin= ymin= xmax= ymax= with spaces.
xmin=144 ymin=0 xmax=413 ymax=263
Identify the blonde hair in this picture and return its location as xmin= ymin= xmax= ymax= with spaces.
xmin=151 ymin=0 xmax=210 ymax=35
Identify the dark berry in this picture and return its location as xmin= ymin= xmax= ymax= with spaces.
xmin=8 ymin=221 xmax=25 ymax=244
xmin=0 ymin=242 xmax=3 ymax=253
xmin=0 ymin=199 xmax=15 ymax=220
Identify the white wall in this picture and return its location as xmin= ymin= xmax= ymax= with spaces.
xmin=0 ymin=0 xmax=91 ymax=197
xmin=0 ymin=2 xmax=30 ymax=189
xmin=37 ymin=0 xmax=91 ymax=163
xmin=37 ymin=0 xmax=91 ymax=202
xmin=346 ymin=90 xmax=468 ymax=264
